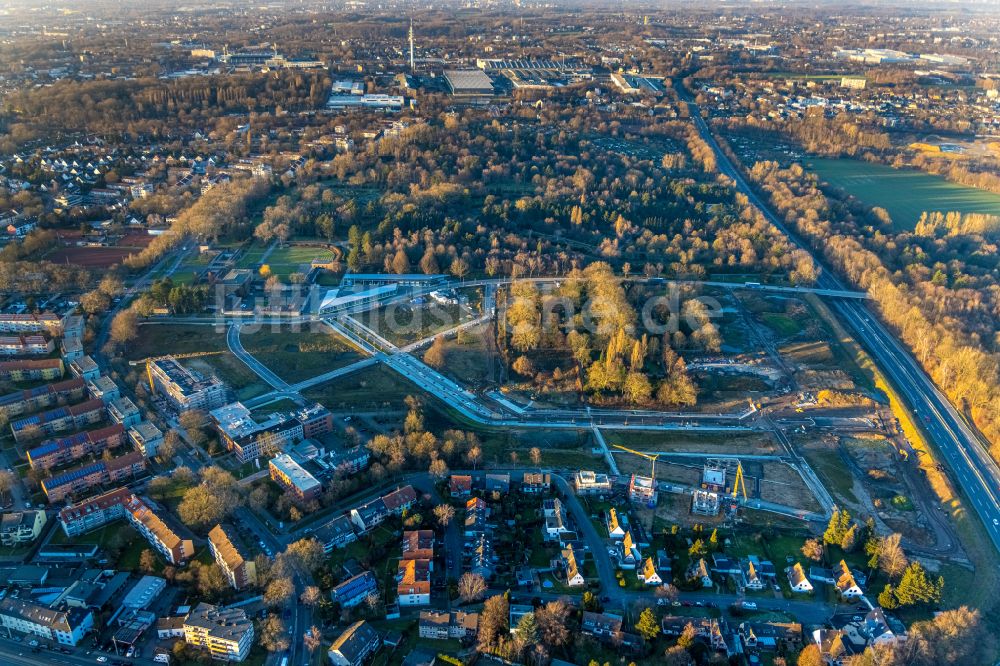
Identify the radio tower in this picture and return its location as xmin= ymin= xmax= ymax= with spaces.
xmin=409 ymin=19 xmax=415 ymax=72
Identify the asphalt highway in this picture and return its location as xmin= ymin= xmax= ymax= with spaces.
xmin=677 ymin=84 xmax=1000 ymax=556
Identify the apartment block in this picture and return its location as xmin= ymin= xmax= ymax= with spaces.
xmin=208 ymin=524 xmax=257 ymax=590
xmin=0 ymin=598 xmax=93 ymax=646
xmin=57 ymin=487 xmax=132 ymax=537
xmin=0 ymin=358 xmax=64 ymax=382
xmin=269 ymin=453 xmax=322 ymax=502
xmin=107 ymin=397 xmax=142 ymax=427
xmin=183 ymin=603 xmax=254 ymax=662
xmin=0 ymin=377 xmax=86 ymax=420
xmin=0 ymin=335 xmax=54 ymax=356
xmin=128 ymin=422 xmax=164 ymax=458
xmin=11 ymin=398 xmax=105 ymax=443
xmin=0 ymin=312 xmax=63 ymax=336
xmin=67 ymin=356 xmax=99 ymax=382
xmin=27 ymin=424 xmax=126 ymax=471
xmin=148 ymin=358 xmax=229 ymax=412
xmin=42 ymin=450 xmax=146 ymax=503
xmin=124 ymin=495 xmax=195 ymax=565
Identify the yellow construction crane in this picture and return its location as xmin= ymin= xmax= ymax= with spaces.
xmin=731 ymin=461 xmax=748 ymax=501
xmin=131 ymin=351 xmax=226 ymax=393
xmin=611 ymin=444 xmax=659 ymax=480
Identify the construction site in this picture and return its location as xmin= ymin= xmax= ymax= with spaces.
xmin=610 ymin=441 xmax=828 ymax=527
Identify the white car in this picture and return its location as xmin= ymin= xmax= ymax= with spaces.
xmin=97 ymin=658 xmax=109 ymax=663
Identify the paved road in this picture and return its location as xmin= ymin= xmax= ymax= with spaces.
xmin=227 ymin=323 xmax=291 ymax=391
xmin=677 ymin=84 xmax=1000 ymax=555
xmin=234 ymin=506 xmax=312 ymax=666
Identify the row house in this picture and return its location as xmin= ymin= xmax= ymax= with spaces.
xmin=418 ymin=610 xmax=479 ymax=641
xmin=348 ymin=484 xmax=419 ymax=532
xmin=521 ymin=472 xmax=551 ymax=494
xmin=464 ymin=497 xmax=489 ymax=538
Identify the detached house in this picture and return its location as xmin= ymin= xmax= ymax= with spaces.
xmin=834 ymin=560 xmax=864 ymax=599
xmin=561 ymin=545 xmax=585 ymax=587
xmin=638 ymin=557 xmax=662 ymax=586
xmin=688 ymin=558 xmax=713 ymax=588
xmin=619 ymin=531 xmax=640 ymax=568
xmin=788 ymin=562 xmax=814 ymax=593
xmin=606 ymin=508 xmax=626 ymax=539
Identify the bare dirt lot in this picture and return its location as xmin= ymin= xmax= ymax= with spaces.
xmin=48 ymin=245 xmax=138 ymax=267
xmin=607 ymin=430 xmax=783 ymax=456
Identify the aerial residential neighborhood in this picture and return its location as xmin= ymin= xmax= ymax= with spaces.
xmin=0 ymin=0 xmax=996 ymax=665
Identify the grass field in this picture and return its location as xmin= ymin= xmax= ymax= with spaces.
xmin=807 ymin=158 xmax=1000 ymax=230
xmin=265 ymin=245 xmax=336 ymax=278
xmin=127 ymin=324 xmax=269 ymax=400
xmin=240 ymin=325 xmax=362 ymax=383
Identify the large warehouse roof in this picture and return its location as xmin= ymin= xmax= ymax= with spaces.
xmin=444 ymin=69 xmax=494 ymax=95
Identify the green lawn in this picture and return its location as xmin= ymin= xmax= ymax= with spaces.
xmin=807 ymin=157 xmax=1000 ymax=231
xmin=304 ymin=364 xmax=423 ymax=411
xmin=241 ymin=325 xmax=363 ymax=384
xmin=127 ymin=324 xmax=228 ymax=362
xmin=761 ymin=312 xmax=802 ymax=337
xmin=354 ymin=301 xmax=474 ymax=347
xmin=264 ymin=245 xmax=336 ymax=278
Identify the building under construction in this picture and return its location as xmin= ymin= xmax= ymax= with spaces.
xmin=692 ymin=490 xmax=721 ymax=516
xmin=702 ymin=458 xmax=747 ymax=499
xmin=628 ymin=474 xmax=657 ymax=507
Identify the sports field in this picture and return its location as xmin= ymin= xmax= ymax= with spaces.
xmin=807 ymin=157 xmax=1000 ymax=231
xmin=235 ymin=242 xmax=337 ymax=278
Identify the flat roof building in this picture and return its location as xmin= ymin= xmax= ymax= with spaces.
xmin=210 ymin=402 xmax=304 ymax=463
xmin=444 ymin=69 xmax=495 ymax=96
xmin=183 ymin=602 xmax=254 ymax=662
xmin=128 ymin=422 xmax=164 ymax=458
xmin=269 ymin=453 xmax=322 ymax=502
xmin=148 ymin=358 xmax=230 ymax=412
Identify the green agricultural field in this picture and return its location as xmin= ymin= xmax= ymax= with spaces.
xmin=807 ymin=157 xmax=1000 ymax=230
